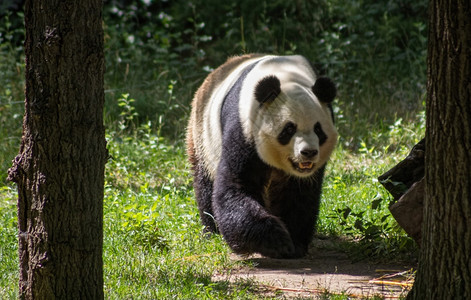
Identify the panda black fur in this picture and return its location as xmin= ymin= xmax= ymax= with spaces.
xmin=187 ymin=54 xmax=337 ymax=258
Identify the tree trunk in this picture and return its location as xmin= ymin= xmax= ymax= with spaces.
xmin=7 ymin=0 xmax=106 ymax=299
xmin=407 ymin=1 xmax=471 ymax=299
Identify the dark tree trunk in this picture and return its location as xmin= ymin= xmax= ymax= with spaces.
xmin=407 ymin=0 xmax=471 ymax=299
xmin=7 ymin=0 xmax=106 ymax=299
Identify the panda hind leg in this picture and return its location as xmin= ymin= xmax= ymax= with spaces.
xmin=193 ymin=163 xmax=218 ymax=233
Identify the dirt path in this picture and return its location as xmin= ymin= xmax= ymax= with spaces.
xmin=214 ymin=240 xmax=415 ymax=299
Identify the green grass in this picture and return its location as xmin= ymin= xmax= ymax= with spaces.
xmin=0 ymin=186 xmax=18 ymax=298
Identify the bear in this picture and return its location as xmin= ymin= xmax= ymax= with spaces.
xmin=186 ymin=54 xmax=337 ymax=258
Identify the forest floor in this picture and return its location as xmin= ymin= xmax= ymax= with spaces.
xmin=214 ymin=238 xmax=416 ymax=299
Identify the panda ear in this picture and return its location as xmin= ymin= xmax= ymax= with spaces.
xmin=254 ymin=75 xmax=281 ymax=105
xmin=312 ymin=77 xmax=336 ymax=103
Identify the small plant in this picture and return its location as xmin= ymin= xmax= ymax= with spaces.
xmin=117 ymin=93 xmax=138 ymax=132
xmin=333 ymin=195 xmax=390 ymax=240
xmin=120 ymin=202 xmax=168 ymax=251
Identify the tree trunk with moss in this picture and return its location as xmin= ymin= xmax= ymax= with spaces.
xmin=7 ymin=0 xmax=106 ymax=298
xmin=407 ymin=1 xmax=471 ymax=299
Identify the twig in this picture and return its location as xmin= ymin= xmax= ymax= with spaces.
xmin=369 ymin=279 xmax=413 ymax=288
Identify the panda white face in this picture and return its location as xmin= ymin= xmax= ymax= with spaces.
xmin=253 ymin=82 xmax=337 ymax=178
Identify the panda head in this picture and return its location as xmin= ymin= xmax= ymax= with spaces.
xmin=252 ymin=75 xmax=338 ymax=178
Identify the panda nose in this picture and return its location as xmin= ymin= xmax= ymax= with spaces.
xmin=301 ymin=149 xmax=318 ymax=159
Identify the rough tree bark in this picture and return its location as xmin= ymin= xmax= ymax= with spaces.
xmin=407 ymin=0 xmax=471 ymax=299
xmin=7 ymin=0 xmax=106 ymax=299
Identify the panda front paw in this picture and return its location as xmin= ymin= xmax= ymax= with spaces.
xmin=226 ymin=216 xmax=297 ymax=259
xmin=256 ymin=230 xmax=296 ymax=259
xmin=259 ymin=241 xmax=310 ymax=259
xmin=254 ymin=225 xmax=312 ymax=259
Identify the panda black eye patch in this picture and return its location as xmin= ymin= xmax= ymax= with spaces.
xmin=278 ymin=122 xmax=297 ymax=145
xmin=314 ymin=122 xmax=327 ymax=145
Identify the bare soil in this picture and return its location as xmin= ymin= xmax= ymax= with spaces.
xmin=214 ymin=239 xmax=416 ymax=299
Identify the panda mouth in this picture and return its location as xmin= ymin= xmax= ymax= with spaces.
xmin=290 ymin=159 xmax=315 ymax=173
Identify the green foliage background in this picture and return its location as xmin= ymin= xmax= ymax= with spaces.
xmin=1 ymin=0 xmax=427 ymax=298
xmin=102 ymin=0 xmax=427 ymax=141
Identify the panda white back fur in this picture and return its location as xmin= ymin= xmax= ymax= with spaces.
xmin=187 ymin=54 xmax=337 ymax=258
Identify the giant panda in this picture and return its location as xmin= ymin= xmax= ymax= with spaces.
xmin=186 ymin=54 xmax=337 ymax=259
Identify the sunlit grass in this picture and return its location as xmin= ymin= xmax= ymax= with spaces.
xmin=0 ymin=186 xmax=18 ymax=299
